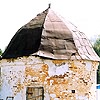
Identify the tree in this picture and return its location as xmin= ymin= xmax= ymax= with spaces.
xmin=93 ymin=37 xmax=100 ymax=84
xmin=93 ymin=38 xmax=100 ymax=57
xmin=0 ymin=49 xmax=2 ymax=55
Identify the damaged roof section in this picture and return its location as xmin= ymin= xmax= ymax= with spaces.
xmin=1 ymin=7 xmax=100 ymax=61
xmin=2 ymin=8 xmax=48 ymax=58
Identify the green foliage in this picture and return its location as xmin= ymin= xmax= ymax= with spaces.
xmin=0 ymin=49 xmax=2 ymax=55
xmin=93 ymin=37 xmax=100 ymax=84
xmin=93 ymin=38 xmax=100 ymax=58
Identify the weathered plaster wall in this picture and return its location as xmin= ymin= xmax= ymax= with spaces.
xmin=0 ymin=56 xmax=99 ymax=100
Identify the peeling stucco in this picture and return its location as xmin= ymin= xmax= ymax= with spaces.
xmin=0 ymin=56 xmax=99 ymax=100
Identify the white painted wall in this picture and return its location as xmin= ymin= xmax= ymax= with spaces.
xmin=96 ymin=84 xmax=100 ymax=100
xmin=0 ymin=56 xmax=99 ymax=100
xmin=96 ymin=89 xmax=100 ymax=100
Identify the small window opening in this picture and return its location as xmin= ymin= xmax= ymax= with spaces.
xmin=72 ymin=90 xmax=75 ymax=93
xmin=26 ymin=87 xmax=44 ymax=100
xmin=6 ymin=96 xmax=14 ymax=100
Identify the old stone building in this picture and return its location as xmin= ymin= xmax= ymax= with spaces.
xmin=0 ymin=6 xmax=100 ymax=100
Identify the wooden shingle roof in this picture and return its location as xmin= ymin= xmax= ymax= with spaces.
xmin=2 ymin=7 xmax=100 ymax=61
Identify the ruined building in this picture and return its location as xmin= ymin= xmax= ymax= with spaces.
xmin=0 ymin=6 xmax=100 ymax=100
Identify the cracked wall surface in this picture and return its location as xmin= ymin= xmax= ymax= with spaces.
xmin=0 ymin=56 xmax=99 ymax=100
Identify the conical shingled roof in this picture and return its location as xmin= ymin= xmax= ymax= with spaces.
xmin=2 ymin=7 xmax=100 ymax=61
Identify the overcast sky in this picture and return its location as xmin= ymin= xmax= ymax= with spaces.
xmin=0 ymin=0 xmax=100 ymax=50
